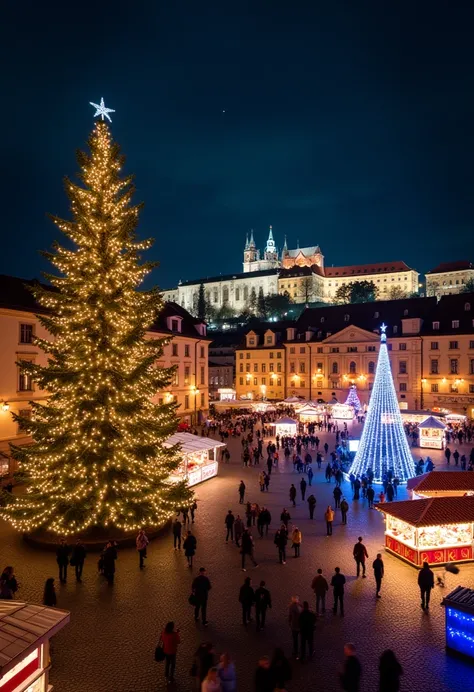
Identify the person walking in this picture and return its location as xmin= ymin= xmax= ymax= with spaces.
xmin=331 ymin=567 xmax=346 ymax=616
xmin=299 ymin=601 xmax=316 ymax=661
xmin=378 ymin=649 xmax=403 ymax=692
xmin=289 ymin=484 xmax=297 ymax=507
xmin=367 ymin=486 xmax=375 ymax=509
xmin=275 ymin=526 xmax=288 ymax=565
xmin=239 ymin=576 xmax=255 ymax=625
xmin=373 ymin=553 xmax=384 ymax=598
xmin=0 ymin=567 xmax=19 ymax=600
xmin=160 ymin=621 xmax=181 ymax=684
xmin=340 ymin=643 xmax=362 ymax=692
xmin=418 ymin=561 xmax=434 ymax=610
xmin=183 ymin=530 xmax=197 ymax=568
xmin=307 ymin=494 xmax=316 ymax=519
xmin=234 ymin=515 xmax=244 ymax=548
xmin=56 ymin=538 xmax=70 ymax=584
xmin=300 ymin=477 xmax=307 ymax=502
xmin=445 ymin=446 xmax=451 ymax=465
xmin=270 ymin=648 xmax=292 ymax=690
xmin=288 ymin=596 xmax=303 ymax=659
xmin=201 ymin=667 xmax=222 ymax=692
xmin=102 ymin=540 xmax=118 ymax=584
xmin=191 ymin=643 xmax=215 ymax=688
xmin=255 ymin=580 xmax=272 ymax=631
xmin=325 ymin=505 xmax=335 ymax=536
xmin=353 ymin=537 xmax=368 ymax=578
xmin=333 ymin=485 xmax=342 ymax=509
xmin=241 ymin=529 xmax=258 ymax=571
xmin=280 ymin=508 xmax=291 ymax=529
xmin=340 ymin=498 xmax=349 ymax=525
xmin=136 ymin=529 xmax=149 ymax=570
xmin=255 ymin=656 xmax=276 ymax=692
xmin=217 ymin=653 xmax=237 ymax=692
xmin=311 ymin=568 xmax=329 ymax=614
xmin=307 ymin=466 xmax=314 ymax=486
xmin=190 ymin=500 xmax=197 ymax=523
xmin=192 ymin=567 xmax=211 ymax=625
xmin=225 ymin=510 xmax=235 ymax=543
xmin=43 ymin=577 xmax=56 ymax=607
xmin=173 ymin=517 xmax=182 ymax=550
xmin=70 ymin=539 xmax=86 ymax=582
xmin=291 ymin=526 xmax=302 ymax=558
xmin=238 ymin=480 xmax=246 ymax=504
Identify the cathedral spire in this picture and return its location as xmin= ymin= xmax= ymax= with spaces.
xmin=249 ymin=229 xmax=256 ymax=247
xmin=244 ymin=233 xmax=249 ymax=250
xmin=268 ymin=224 xmax=274 ymax=242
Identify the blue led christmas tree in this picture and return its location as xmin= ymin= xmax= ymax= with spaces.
xmin=345 ymin=385 xmax=361 ymax=412
xmin=348 ymin=324 xmax=415 ymax=484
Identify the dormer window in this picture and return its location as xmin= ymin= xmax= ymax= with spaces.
xmin=195 ymin=323 xmax=207 ymax=337
xmin=403 ymin=309 xmax=408 ymax=316
xmin=167 ymin=316 xmax=183 ymax=333
xmin=320 ymin=317 xmax=325 ymax=323
xmin=452 ymin=320 xmax=459 ymax=329
xmin=344 ymin=314 xmax=349 ymax=322
xmin=433 ymin=321 xmax=440 ymax=330
xmin=465 ymin=302 xmax=471 ymax=311
xmin=374 ymin=311 xmax=379 ymax=318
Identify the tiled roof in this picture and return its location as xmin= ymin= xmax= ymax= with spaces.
xmin=0 ymin=274 xmax=50 ymax=314
xmin=426 ymin=260 xmax=473 ymax=274
xmin=179 ymin=269 xmax=278 ymax=287
xmin=279 ymin=264 xmax=325 ymax=278
xmin=377 ymin=496 xmax=474 ymax=526
xmin=324 ymin=261 xmax=414 ymax=277
xmin=0 ymin=601 xmax=69 ymax=673
xmin=150 ymin=301 xmax=210 ymax=340
xmin=286 ymin=246 xmax=321 ymax=258
xmin=413 ymin=472 xmax=474 ymax=494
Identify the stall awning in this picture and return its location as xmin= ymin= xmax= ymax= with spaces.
xmin=412 ymin=471 xmax=474 ymax=495
xmin=418 ymin=416 xmax=447 ymax=430
xmin=164 ymin=432 xmax=226 ymax=453
xmin=377 ymin=496 xmax=474 ymax=527
xmin=275 ymin=416 xmax=297 ymax=425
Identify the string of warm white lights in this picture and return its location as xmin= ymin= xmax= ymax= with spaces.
xmin=348 ymin=324 xmax=415 ymax=484
xmin=0 ymin=120 xmax=191 ymax=535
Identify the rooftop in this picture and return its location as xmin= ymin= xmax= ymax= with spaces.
xmin=286 ymin=246 xmax=321 ymax=258
xmin=426 ymin=260 xmax=474 ymax=275
xmin=164 ymin=432 xmax=225 ymax=453
xmin=413 ymin=471 xmax=474 ymax=494
xmin=0 ymin=601 xmax=70 ymax=674
xmin=324 ymin=261 xmax=414 ymax=277
xmin=179 ymin=268 xmax=279 ymax=288
xmin=418 ymin=416 xmax=447 ymax=430
xmin=377 ymin=496 xmax=474 ymax=526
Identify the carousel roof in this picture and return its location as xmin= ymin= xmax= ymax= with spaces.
xmin=418 ymin=416 xmax=447 ymax=429
xmin=275 ymin=416 xmax=298 ymax=425
xmin=165 ymin=432 xmax=226 ymax=453
xmin=377 ymin=496 xmax=474 ymax=527
xmin=413 ymin=471 xmax=474 ymax=494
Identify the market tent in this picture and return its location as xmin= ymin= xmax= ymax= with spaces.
xmin=376 ymin=496 xmax=474 ymax=526
xmin=418 ymin=416 xmax=447 ymax=430
xmin=165 ymin=432 xmax=225 ymax=453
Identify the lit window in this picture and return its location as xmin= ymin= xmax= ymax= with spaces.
xmin=20 ymin=323 xmax=34 ymax=344
xmin=452 ymin=320 xmax=459 ymax=328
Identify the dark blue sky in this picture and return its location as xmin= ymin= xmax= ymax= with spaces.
xmin=1 ymin=1 xmax=473 ymax=290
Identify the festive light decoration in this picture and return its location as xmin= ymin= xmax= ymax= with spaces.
xmin=0 ymin=120 xmax=190 ymax=535
xmin=89 ymin=97 xmax=115 ymax=122
xmin=446 ymin=608 xmax=474 ymax=658
xmin=344 ymin=385 xmax=361 ymax=412
xmin=348 ymin=324 xmax=415 ymax=484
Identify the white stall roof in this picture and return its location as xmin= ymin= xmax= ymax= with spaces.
xmin=164 ymin=432 xmax=226 ymax=453
xmin=275 ymin=416 xmax=297 ymax=425
xmin=0 ymin=601 xmax=70 ymax=674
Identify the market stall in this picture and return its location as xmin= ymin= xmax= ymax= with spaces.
xmin=331 ymin=403 xmax=354 ymax=420
xmin=297 ymin=404 xmax=325 ymax=423
xmin=377 ymin=496 xmax=474 ymax=567
xmin=273 ymin=416 xmax=298 ymax=437
xmin=412 ymin=471 xmax=474 ymax=499
xmin=442 ymin=585 xmax=474 ymax=660
xmin=418 ymin=416 xmax=446 ymax=450
xmin=165 ymin=432 xmax=225 ymax=487
xmin=0 ymin=601 xmax=69 ymax=692
xmin=217 ymin=388 xmax=237 ymax=401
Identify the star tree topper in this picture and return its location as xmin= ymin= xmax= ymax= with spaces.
xmin=89 ymin=97 xmax=115 ymax=122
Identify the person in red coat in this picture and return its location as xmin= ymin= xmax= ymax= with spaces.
xmin=160 ymin=621 xmax=181 ymax=683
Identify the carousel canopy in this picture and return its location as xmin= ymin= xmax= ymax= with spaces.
xmin=412 ymin=471 xmax=474 ymax=494
xmin=377 ymin=496 xmax=474 ymax=527
xmin=418 ymin=416 xmax=447 ymax=430
xmin=165 ymin=432 xmax=226 ymax=453
xmin=275 ymin=416 xmax=298 ymax=425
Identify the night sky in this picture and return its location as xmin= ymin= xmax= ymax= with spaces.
xmin=1 ymin=2 xmax=473 ymax=290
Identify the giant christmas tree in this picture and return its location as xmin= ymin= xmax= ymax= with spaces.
xmin=348 ymin=325 xmax=415 ymax=484
xmin=1 ymin=103 xmax=190 ymax=535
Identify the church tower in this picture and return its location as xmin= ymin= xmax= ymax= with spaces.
xmin=264 ymin=225 xmax=278 ymax=261
xmin=243 ymin=230 xmax=258 ymax=272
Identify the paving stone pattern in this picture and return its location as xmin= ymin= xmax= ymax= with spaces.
xmin=1 ymin=423 xmax=473 ymax=691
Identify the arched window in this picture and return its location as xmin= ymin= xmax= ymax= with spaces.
xmin=332 ymin=362 xmax=338 ymax=374
xmin=235 ymin=287 xmax=240 ymax=301
xmin=403 ymin=309 xmax=408 ymax=316
xmin=344 ymin=314 xmax=350 ymax=322
xmin=368 ymin=361 xmax=375 ymax=374
xmin=244 ymin=286 xmax=249 ymax=301
xmin=320 ymin=316 xmax=325 ymax=323
xmin=349 ymin=361 xmax=356 ymax=374
xmin=465 ymin=302 xmax=471 ymax=311
xmin=223 ymin=286 xmax=229 ymax=303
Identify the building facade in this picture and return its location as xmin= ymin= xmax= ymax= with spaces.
xmin=235 ymin=294 xmax=474 ymax=418
xmin=0 ymin=276 xmax=209 ymax=466
xmin=425 ymin=261 xmax=474 ymax=298
xmin=163 ymin=226 xmax=419 ymax=311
